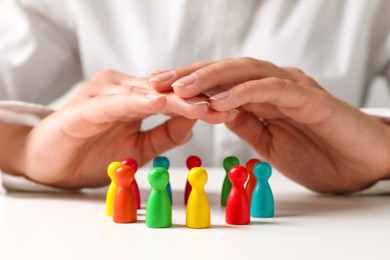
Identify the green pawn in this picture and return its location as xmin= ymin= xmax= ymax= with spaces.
xmin=221 ymin=156 xmax=240 ymax=206
xmin=153 ymin=156 xmax=172 ymax=204
xmin=146 ymin=167 xmax=172 ymax=228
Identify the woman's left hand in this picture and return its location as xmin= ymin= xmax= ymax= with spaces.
xmin=150 ymin=57 xmax=390 ymax=193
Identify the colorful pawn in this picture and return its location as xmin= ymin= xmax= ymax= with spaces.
xmin=251 ymin=162 xmax=274 ymax=218
xmin=146 ymin=167 xmax=172 ymax=228
xmin=245 ymin=158 xmax=261 ymax=205
xmin=186 ymin=167 xmax=210 ymax=228
xmin=226 ymin=166 xmax=250 ymax=225
xmin=185 ymin=155 xmax=202 ymax=204
xmin=221 ymin=156 xmax=240 ymax=206
xmin=122 ymin=158 xmax=141 ymax=209
xmin=113 ymin=165 xmax=137 ymax=223
xmin=106 ymin=161 xmax=123 ymax=216
xmin=153 ymin=156 xmax=172 ymax=204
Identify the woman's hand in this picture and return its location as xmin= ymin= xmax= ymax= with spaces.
xmin=21 ymin=70 xmax=236 ymax=189
xmin=150 ymin=58 xmax=390 ymax=193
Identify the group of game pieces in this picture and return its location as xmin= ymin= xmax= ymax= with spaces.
xmin=105 ymin=155 xmax=274 ymax=228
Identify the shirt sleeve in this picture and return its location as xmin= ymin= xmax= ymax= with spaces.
xmin=0 ymin=0 xmax=82 ymax=104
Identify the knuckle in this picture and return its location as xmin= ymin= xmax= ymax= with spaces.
xmin=91 ymin=69 xmax=117 ymax=82
xmin=200 ymin=63 xmax=221 ymax=76
xmin=126 ymin=85 xmax=139 ymax=93
xmin=177 ymin=61 xmax=213 ymax=76
xmin=267 ymin=77 xmax=289 ymax=88
xmin=285 ymin=66 xmax=305 ymax=74
xmin=239 ymin=57 xmax=266 ymax=68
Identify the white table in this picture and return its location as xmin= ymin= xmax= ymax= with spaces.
xmin=1 ymin=167 xmax=389 ymax=260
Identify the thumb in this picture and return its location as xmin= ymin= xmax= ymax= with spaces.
xmin=141 ymin=117 xmax=197 ymax=160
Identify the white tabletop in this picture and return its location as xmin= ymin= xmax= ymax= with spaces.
xmin=0 ymin=167 xmax=389 ymax=260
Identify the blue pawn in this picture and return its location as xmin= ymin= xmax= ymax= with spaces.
xmin=153 ymin=156 xmax=172 ymax=204
xmin=250 ymin=162 xmax=274 ymax=218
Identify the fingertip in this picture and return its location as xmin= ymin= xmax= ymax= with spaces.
xmin=149 ymin=70 xmax=176 ymax=93
xmin=226 ymin=109 xmax=240 ymax=122
xmin=143 ymin=93 xmax=167 ymax=108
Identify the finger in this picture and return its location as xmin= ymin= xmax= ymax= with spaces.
xmin=199 ymin=108 xmax=240 ymax=124
xmin=140 ymin=117 xmax=197 ymax=162
xmin=149 ymin=61 xmax=214 ymax=92
xmin=225 ymin=111 xmax=272 ymax=160
xmin=91 ymin=70 xmax=148 ymax=86
xmin=242 ymin=103 xmax=287 ymax=120
xmin=209 ymin=77 xmax=334 ymax=125
xmin=170 ymin=57 xmax=293 ymax=98
xmin=164 ymin=93 xmax=238 ymax=124
xmin=61 ymin=91 xmax=167 ymax=138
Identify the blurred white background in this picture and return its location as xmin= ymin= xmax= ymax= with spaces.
xmin=365 ymin=77 xmax=390 ymax=108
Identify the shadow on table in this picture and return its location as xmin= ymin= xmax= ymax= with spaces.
xmin=5 ymin=187 xmax=390 ymax=218
xmin=274 ymin=192 xmax=390 ymax=217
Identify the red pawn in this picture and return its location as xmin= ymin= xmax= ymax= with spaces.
xmin=245 ymin=158 xmax=261 ymax=205
xmin=226 ymin=166 xmax=250 ymax=225
xmin=113 ymin=165 xmax=137 ymax=223
xmin=185 ymin=156 xmax=202 ymax=204
xmin=122 ymin=158 xmax=140 ymax=209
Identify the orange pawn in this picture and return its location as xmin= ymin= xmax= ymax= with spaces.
xmin=113 ymin=165 xmax=137 ymax=223
xmin=245 ymin=158 xmax=261 ymax=205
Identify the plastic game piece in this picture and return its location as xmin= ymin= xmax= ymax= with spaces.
xmin=251 ymin=162 xmax=274 ymax=218
xmin=106 ymin=161 xmax=123 ymax=216
xmin=245 ymin=158 xmax=261 ymax=205
xmin=146 ymin=167 xmax=172 ymax=228
xmin=122 ymin=158 xmax=141 ymax=209
xmin=221 ymin=156 xmax=240 ymax=206
xmin=113 ymin=165 xmax=137 ymax=223
xmin=185 ymin=155 xmax=202 ymax=204
xmin=186 ymin=167 xmax=210 ymax=229
xmin=226 ymin=166 xmax=250 ymax=225
xmin=153 ymin=156 xmax=172 ymax=204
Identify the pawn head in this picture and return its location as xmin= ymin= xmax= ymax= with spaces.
xmin=153 ymin=156 xmax=170 ymax=170
xmin=188 ymin=167 xmax=208 ymax=189
xmin=228 ymin=166 xmax=248 ymax=186
xmin=148 ymin=167 xmax=169 ymax=191
xmin=223 ymin=156 xmax=240 ymax=173
xmin=115 ymin=165 xmax=134 ymax=188
xmin=254 ymin=162 xmax=272 ymax=180
xmin=245 ymin=158 xmax=261 ymax=175
xmin=107 ymin=161 xmax=123 ymax=181
xmin=186 ymin=155 xmax=202 ymax=170
xmin=122 ymin=158 xmax=138 ymax=173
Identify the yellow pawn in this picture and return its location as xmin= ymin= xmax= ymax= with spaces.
xmin=106 ymin=161 xmax=123 ymax=216
xmin=186 ymin=167 xmax=210 ymax=228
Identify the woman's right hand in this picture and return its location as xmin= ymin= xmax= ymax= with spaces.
xmin=17 ymin=70 xmax=236 ymax=189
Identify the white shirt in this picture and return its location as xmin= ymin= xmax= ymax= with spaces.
xmin=0 ymin=0 xmax=389 ymax=192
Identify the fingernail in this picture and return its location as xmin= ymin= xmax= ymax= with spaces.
xmin=145 ymin=93 xmax=165 ymax=100
xmin=209 ymin=90 xmax=230 ymax=100
xmin=149 ymin=70 xmax=169 ymax=76
xmin=172 ymin=74 xmax=196 ymax=88
xmin=230 ymin=109 xmax=240 ymax=114
xmin=192 ymin=101 xmax=210 ymax=107
xmin=226 ymin=109 xmax=240 ymax=122
xmin=149 ymin=71 xmax=175 ymax=83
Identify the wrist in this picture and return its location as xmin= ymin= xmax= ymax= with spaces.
xmin=0 ymin=122 xmax=31 ymax=177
